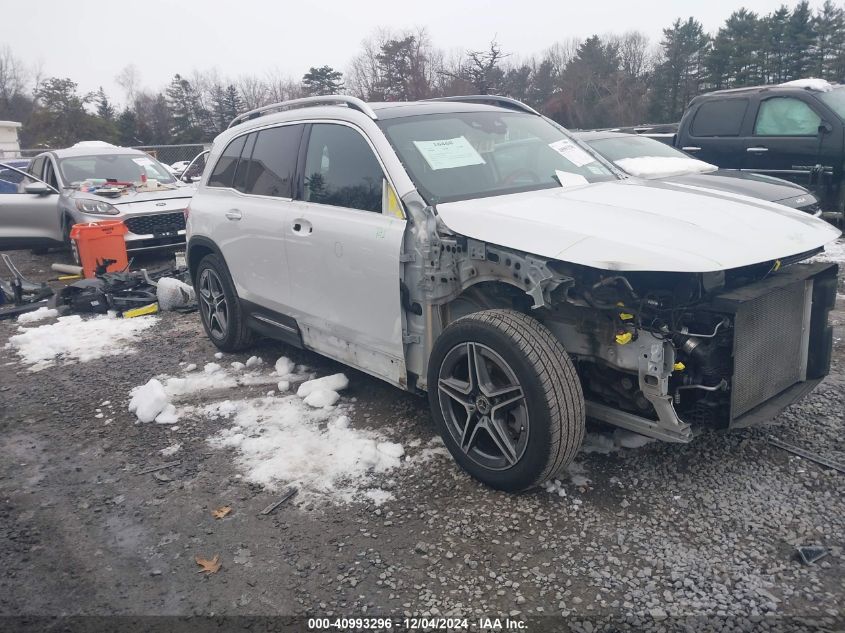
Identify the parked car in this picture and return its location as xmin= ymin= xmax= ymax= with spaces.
xmin=178 ymin=150 xmax=209 ymax=185
xmin=0 ymin=158 xmax=30 ymax=194
xmin=575 ymin=130 xmax=822 ymax=215
xmin=170 ymin=160 xmax=191 ymax=176
xmin=0 ymin=147 xmax=193 ymax=252
xmin=674 ymin=79 xmax=845 ymax=223
xmin=187 ymin=95 xmax=840 ymax=492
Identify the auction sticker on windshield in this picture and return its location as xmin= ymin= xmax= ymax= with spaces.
xmin=549 ymin=138 xmax=595 ymax=167
xmin=413 ymin=136 xmax=485 ymax=170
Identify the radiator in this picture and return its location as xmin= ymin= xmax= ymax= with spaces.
xmin=730 ymin=278 xmax=813 ymax=418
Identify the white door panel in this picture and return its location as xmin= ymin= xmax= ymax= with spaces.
xmin=285 ymin=200 xmax=406 ymax=384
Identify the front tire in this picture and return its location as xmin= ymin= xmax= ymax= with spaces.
xmin=427 ymin=309 xmax=585 ymax=492
xmin=196 ymin=253 xmax=254 ymax=352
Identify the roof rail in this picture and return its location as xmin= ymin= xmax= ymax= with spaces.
xmin=425 ymin=95 xmax=541 ymax=116
xmin=228 ymin=95 xmax=378 ymax=129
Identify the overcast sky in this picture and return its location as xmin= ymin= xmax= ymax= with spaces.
xmin=0 ymin=0 xmax=829 ymax=105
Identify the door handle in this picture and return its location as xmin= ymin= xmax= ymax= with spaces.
xmin=225 ymin=209 xmax=242 ymax=220
xmin=682 ymin=146 xmax=701 ymax=152
xmin=746 ymin=146 xmax=769 ymax=153
xmin=291 ymin=219 xmax=313 ymax=235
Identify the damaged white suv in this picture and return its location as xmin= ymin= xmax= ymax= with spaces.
xmin=187 ymin=95 xmax=840 ymax=491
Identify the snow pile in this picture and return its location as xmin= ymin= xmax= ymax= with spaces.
xmin=72 ymin=140 xmax=118 ymax=148
xmin=7 ymin=314 xmax=158 ymax=371
xmin=17 ymin=307 xmax=58 ymax=324
xmin=616 ymin=156 xmax=718 ymax=179
xmin=128 ymin=379 xmax=176 ymax=424
xmin=206 ymin=398 xmax=404 ymax=501
xmin=297 ymin=373 xmax=349 ymax=409
xmin=810 ymin=239 xmax=845 ymax=264
xmin=780 ymin=78 xmax=833 ymax=92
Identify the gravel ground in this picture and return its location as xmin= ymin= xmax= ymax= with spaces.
xmin=0 ymin=246 xmax=843 ymax=632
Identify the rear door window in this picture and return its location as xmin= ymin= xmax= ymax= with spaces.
xmin=207 ymin=135 xmax=247 ymax=188
xmin=690 ymin=99 xmax=749 ymax=136
xmin=232 ymin=133 xmax=257 ymax=193
xmin=239 ymin=125 xmax=303 ymax=198
xmin=301 ymin=123 xmax=384 ymax=212
xmin=754 ymin=97 xmax=821 ymax=136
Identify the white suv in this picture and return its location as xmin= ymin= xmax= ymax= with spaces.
xmin=186 ymin=95 xmax=840 ymax=491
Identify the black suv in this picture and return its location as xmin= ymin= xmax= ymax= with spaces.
xmin=675 ymin=81 xmax=845 ymax=223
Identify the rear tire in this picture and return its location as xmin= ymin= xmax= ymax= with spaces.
xmin=427 ymin=309 xmax=585 ymax=492
xmin=196 ymin=253 xmax=255 ymax=352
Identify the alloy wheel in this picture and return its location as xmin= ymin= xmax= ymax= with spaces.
xmin=198 ymin=268 xmax=229 ymax=339
xmin=437 ymin=342 xmax=529 ymax=471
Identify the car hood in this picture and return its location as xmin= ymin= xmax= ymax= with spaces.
xmin=665 ymin=170 xmax=810 ymax=202
xmin=435 ymin=179 xmax=841 ymax=272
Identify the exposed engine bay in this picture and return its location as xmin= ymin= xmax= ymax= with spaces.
xmin=405 ymin=224 xmax=839 ymax=443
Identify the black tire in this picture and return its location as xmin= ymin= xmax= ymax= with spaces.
xmin=427 ymin=309 xmax=584 ymax=492
xmin=195 ymin=253 xmax=255 ymax=352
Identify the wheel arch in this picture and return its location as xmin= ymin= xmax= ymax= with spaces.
xmin=442 ymin=279 xmax=534 ymax=327
xmin=187 ymin=236 xmax=224 ymax=285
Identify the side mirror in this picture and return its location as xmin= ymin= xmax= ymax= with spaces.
xmin=24 ymin=181 xmax=54 ymax=196
xmin=819 ymin=121 xmax=833 ymax=135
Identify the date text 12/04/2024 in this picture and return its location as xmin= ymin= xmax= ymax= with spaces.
xmin=307 ymin=617 xmax=528 ymax=630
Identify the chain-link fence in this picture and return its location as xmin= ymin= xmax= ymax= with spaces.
xmin=16 ymin=143 xmax=209 ymax=167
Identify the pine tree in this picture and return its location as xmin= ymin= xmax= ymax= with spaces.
xmin=760 ymin=6 xmax=791 ymax=83
xmin=95 ymin=86 xmax=115 ymax=121
xmin=650 ymin=18 xmax=709 ymax=121
xmin=813 ymin=0 xmax=845 ymax=78
xmin=116 ymin=108 xmax=139 ymax=145
xmin=166 ymin=74 xmax=203 ymax=142
xmin=785 ymin=1 xmax=816 ymax=79
xmin=301 ymin=66 xmax=344 ymax=96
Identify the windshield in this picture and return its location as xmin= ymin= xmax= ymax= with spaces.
xmin=378 ymin=112 xmax=615 ymax=204
xmin=58 ymin=153 xmax=176 ymax=185
xmin=817 ymin=86 xmax=845 ymax=120
xmin=585 ymin=136 xmax=688 ymax=161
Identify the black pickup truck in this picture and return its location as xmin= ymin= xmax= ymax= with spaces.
xmin=669 ymin=81 xmax=845 ymax=223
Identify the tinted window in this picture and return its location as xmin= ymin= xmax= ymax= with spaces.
xmin=233 ymin=133 xmax=256 ymax=192
xmin=303 ymin=124 xmax=384 ymax=212
xmin=240 ymin=125 xmax=301 ymax=197
xmin=754 ymin=97 xmax=821 ymax=136
xmin=208 ymin=135 xmax=246 ymax=188
xmin=690 ymin=99 xmax=749 ymax=136
xmin=44 ymin=159 xmax=59 ymax=188
xmin=29 ymin=156 xmax=45 ymax=179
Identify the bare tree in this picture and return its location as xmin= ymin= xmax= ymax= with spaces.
xmin=115 ymin=64 xmax=141 ymax=106
xmin=441 ymin=39 xmax=509 ymax=94
xmin=237 ymin=75 xmax=268 ymax=110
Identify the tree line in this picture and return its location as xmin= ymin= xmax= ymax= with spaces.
xmin=2 ymin=0 xmax=844 ymax=149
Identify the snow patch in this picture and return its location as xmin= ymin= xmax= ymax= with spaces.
xmin=580 ymin=429 xmax=655 ymax=454
xmin=616 ymin=156 xmax=718 ymax=179
xmin=207 ymin=403 xmax=404 ymax=501
xmin=159 ymin=443 xmax=182 ymax=457
xmin=128 ymin=379 xmax=171 ymax=423
xmin=7 ymin=314 xmax=158 ymax=371
xmin=810 ymin=238 xmax=845 ymax=264
xmin=274 ymin=356 xmax=295 ymax=377
xmin=297 ymin=373 xmax=349 ymax=397
xmin=303 ymin=389 xmax=341 ymax=408
xmin=17 ymin=307 xmax=58 ymax=324
xmin=780 ymin=78 xmax=833 ymax=92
